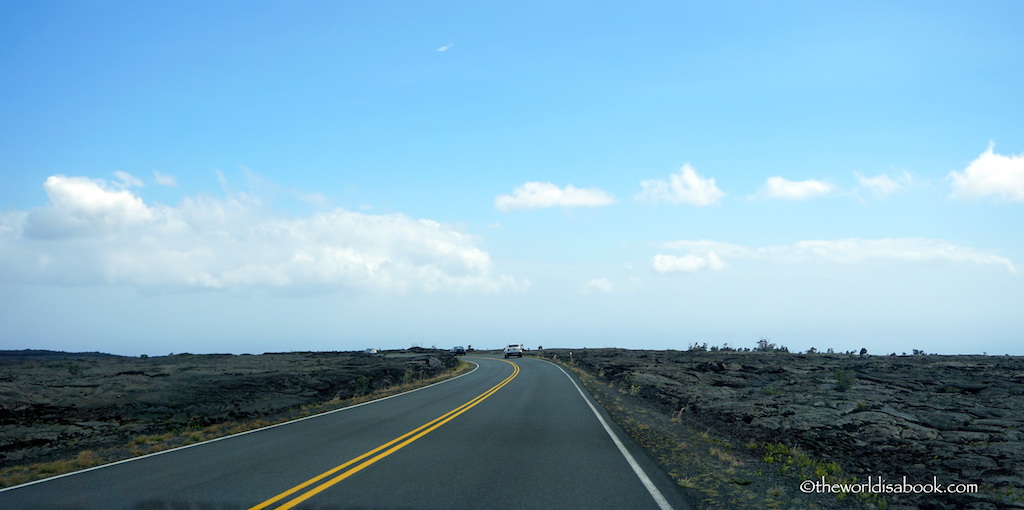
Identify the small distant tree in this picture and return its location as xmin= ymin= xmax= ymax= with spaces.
xmin=859 ymin=348 xmax=868 ymax=356
xmin=806 ymin=347 xmax=817 ymax=354
xmin=756 ymin=338 xmax=787 ymax=352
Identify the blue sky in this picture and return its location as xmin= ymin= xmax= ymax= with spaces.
xmin=1 ymin=1 xmax=1022 ymax=356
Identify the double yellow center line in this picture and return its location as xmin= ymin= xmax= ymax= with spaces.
xmin=249 ymin=358 xmax=520 ymax=510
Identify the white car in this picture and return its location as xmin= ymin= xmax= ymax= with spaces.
xmin=503 ymin=344 xmax=524 ymax=358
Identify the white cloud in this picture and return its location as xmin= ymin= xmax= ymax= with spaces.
xmin=789 ymin=239 xmax=1017 ymax=273
xmin=494 ymin=181 xmax=615 ymax=211
xmin=437 ymin=43 xmax=453 ymax=52
xmin=23 ymin=176 xmax=155 ymax=238
xmin=581 ymin=277 xmax=613 ymax=295
xmin=855 ymin=171 xmax=911 ymax=197
xmin=1 ymin=175 xmax=520 ymax=294
xmin=635 ymin=164 xmax=725 ymax=206
xmin=948 ymin=143 xmax=1024 ymax=201
xmin=651 ymin=252 xmax=726 ymax=273
xmin=755 ymin=176 xmax=834 ymax=200
xmin=114 ymin=171 xmax=144 ymax=188
xmin=153 ymin=170 xmax=178 ymax=187
xmin=299 ymin=192 xmax=329 ymax=208
xmin=659 ymin=238 xmax=1017 ymax=274
xmin=660 ymin=240 xmax=750 ymax=258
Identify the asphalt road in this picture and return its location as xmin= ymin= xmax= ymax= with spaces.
xmin=0 ymin=356 xmax=694 ymax=509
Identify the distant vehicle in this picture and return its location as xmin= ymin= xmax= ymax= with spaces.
xmin=503 ymin=344 xmax=524 ymax=358
xmin=363 ymin=348 xmax=378 ymax=355
xmin=451 ymin=346 xmax=466 ymax=355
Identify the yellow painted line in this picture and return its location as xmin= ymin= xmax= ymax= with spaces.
xmin=249 ymin=358 xmax=519 ymax=510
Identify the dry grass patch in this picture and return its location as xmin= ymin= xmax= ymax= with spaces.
xmin=709 ymin=446 xmax=743 ymax=468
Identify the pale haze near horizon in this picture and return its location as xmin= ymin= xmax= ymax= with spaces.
xmin=1 ymin=1 xmax=1021 ymax=356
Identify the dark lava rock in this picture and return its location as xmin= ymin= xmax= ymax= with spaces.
xmin=0 ymin=350 xmax=457 ymax=468
xmin=549 ymin=348 xmax=1024 ymax=510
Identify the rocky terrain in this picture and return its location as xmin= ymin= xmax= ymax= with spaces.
xmin=3 ymin=347 xmax=1021 ymax=509
xmin=0 ymin=349 xmax=459 ymax=474
xmin=544 ymin=348 xmax=1024 ymax=510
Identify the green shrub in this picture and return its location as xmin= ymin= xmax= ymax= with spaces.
xmin=354 ymin=376 xmax=371 ymax=396
xmin=834 ymin=370 xmax=854 ymax=392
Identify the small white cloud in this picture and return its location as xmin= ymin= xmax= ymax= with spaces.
xmin=636 ymin=164 xmax=725 ymax=206
xmin=651 ymin=252 xmax=726 ymax=273
xmin=790 ymin=239 xmax=1017 ymax=273
xmin=581 ymin=277 xmax=613 ymax=295
xmin=494 ymin=181 xmax=615 ymax=211
xmin=658 ymin=238 xmax=1017 ymax=274
xmin=437 ymin=43 xmax=453 ymax=52
xmin=299 ymin=192 xmax=329 ymax=208
xmin=755 ymin=176 xmax=834 ymax=200
xmin=114 ymin=171 xmax=143 ymax=188
xmin=856 ymin=171 xmax=911 ymax=197
xmin=153 ymin=170 xmax=178 ymax=187
xmin=948 ymin=143 xmax=1024 ymax=201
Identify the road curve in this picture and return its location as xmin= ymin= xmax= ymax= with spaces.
xmin=1 ymin=356 xmax=693 ymax=509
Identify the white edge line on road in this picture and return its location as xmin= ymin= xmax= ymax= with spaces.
xmin=549 ymin=361 xmax=674 ymax=510
xmin=0 ymin=360 xmax=480 ymax=493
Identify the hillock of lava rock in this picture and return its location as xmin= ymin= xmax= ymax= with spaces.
xmin=547 ymin=348 xmax=1023 ymax=510
xmin=0 ymin=350 xmax=457 ymax=469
